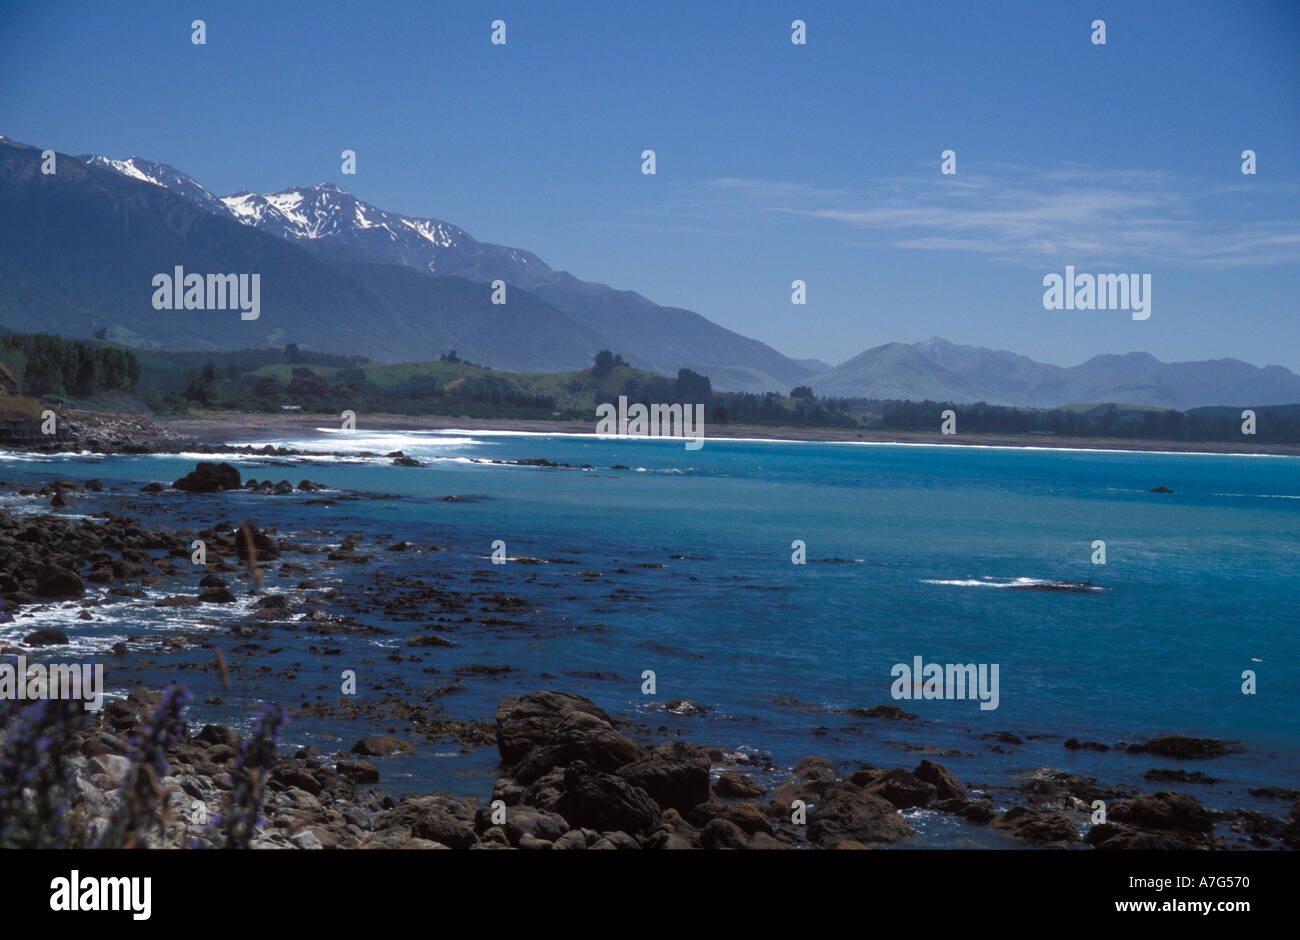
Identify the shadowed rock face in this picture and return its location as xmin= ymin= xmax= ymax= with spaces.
xmin=495 ymin=690 xmax=644 ymax=769
xmin=616 ymin=742 xmax=711 ymax=814
xmin=807 ymin=784 xmax=915 ymax=846
xmin=1109 ymin=791 xmax=1216 ymax=833
xmin=990 ymin=806 xmax=1081 ymax=843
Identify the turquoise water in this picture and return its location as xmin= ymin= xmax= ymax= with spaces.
xmin=3 ymin=431 xmax=1297 ymax=842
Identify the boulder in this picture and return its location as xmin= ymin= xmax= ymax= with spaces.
xmin=861 ymin=768 xmax=937 ymax=809
xmin=714 ymin=772 xmax=767 ymax=799
xmin=497 ymin=691 xmax=645 ymax=780
xmin=990 ymin=806 xmax=1081 ymax=843
xmin=1086 ymin=823 xmax=1183 ymax=850
xmin=173 ymin=462 xmax=242 ymax=493
xmin=34 ymin=568 xmax=84 ymax=598
xmin=700 ymin=818 xmax=749 ymax=849
xmin=351 ymin=736 xmax=415 ymax=757
xmin=1108 ymin=791 xmax=1214 ymax=833
xmin=23 ymin=627 xmax=70 ymax=647
xmin=913 ymin=759 xmax=969 ymax=801
xmin=687 ymin=801 xmax=772 ymax=835
xmin=336 ymin=760 xmax=380 ymax=784
xmin=615 ymin=741 xmax=711 ymax=814
xmin=472 ymin=804 xmax=570 ymax=845
xmin=806 ymin=783 xmax=913 ymax=846
xmin=382 ymin=797 xmax=478 ymax=849
xmin=792 ymin=755 xmax=839 ymax=782
xmin=546 ymin=762 xmax=662 ymax=835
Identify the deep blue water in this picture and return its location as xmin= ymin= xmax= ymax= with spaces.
xmin=3 ymin=430 xmax=1297 ymax=846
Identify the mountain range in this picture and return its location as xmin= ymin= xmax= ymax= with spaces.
xmin=3 ymin=135 xmax=1299 ymax=409
xmin=74 ymin=151 xmax=815 ymax=393
xmin=806 ymin=338 xmax=1300 ymax=410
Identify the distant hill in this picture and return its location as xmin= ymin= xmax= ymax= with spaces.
xmin=808 ymin=337 xmax=1300 ymax=410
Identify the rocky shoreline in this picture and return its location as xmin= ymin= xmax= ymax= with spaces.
xmin=8 ymin=685 xmax=1296 ymax=850
xmin=0 ymin=464 xmax=1297 ymax=849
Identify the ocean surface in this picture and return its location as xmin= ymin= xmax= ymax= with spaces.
xmin=3 ymin=430 xmax=1297 ymax=847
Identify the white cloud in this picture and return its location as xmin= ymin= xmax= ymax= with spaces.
xmin=682 ymin=166 xmax=1300 ymax=268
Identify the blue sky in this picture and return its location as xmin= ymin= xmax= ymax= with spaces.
xmin=2 ymin=0 xmax=1298 ymax=369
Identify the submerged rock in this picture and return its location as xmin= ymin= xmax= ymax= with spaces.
xmin=1127 ymin=736 xmax=1231 ymax=759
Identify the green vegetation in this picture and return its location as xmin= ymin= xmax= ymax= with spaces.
xmin=2 ymin=332 xmax=1297 ymax=444
xmin=0 ymin=331 xmax=139 ymax=399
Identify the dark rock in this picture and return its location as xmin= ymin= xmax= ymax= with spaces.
xmin=351 ymin=736 xmax=415 ymax=757
xmin=153 ymin=595 xmax=200 ymax=608
xmin=766 ymin=778 xmax=833 ymax=812
xmin=194 ymin=724 xmax=239 ymax=747
xmin=385 ymin=797 xmax=478 ymax=849
xmin=793 ymin=755 xmax=839 ymax=782
xmin=198 ymin=587 xmax=237 ymax=604
xmin=615 ymin=741 xmax=710 ymax=814
xmin=548 ymin=762 xmax=662 ymax=835
xmin=1108 ymin=791 xmax=1214 ymax=833
xmin=1086 ymin=823 xmax=1182 ymax=850
xmin=935 ymin=798 xmax=997 ymax=824
xmin=806 ymin=783 xmax=913 ymax=846
xmin=23 ymin=628 xmax=69 ymax=647
xmin=700 ymin=817 xmax=749 ymax=849
xmin=34 ymin=568 xmax=84 ymax=598
xmin=496 ymin=691 xmax=645 ymax=776
xmin=687 ymin=801 xmax=772 ymax=835
xmin=336 ymin=760 xmax=380 ymax=784
xmin=236 ymin=523 xmax=281 ymax=561
xmin=1064 ymin=738 xmax=1110 ymax=751
xmin=1146 ymin=769 xmax=1220 ymax=785
xmin=1126 ymin=736 xmax=1230 ymax=759
xmin=173 ymin=462 xmax=242 ymax=493
xmin=473 ymin=804 xmax=570 ymax=845
xmin=862 ymin=768 xmax=937 ymax=809
xmin=714 ymin=772 xmax=767 ymax=799
xmin=1248 ymin=787 xmax=1300 ymax=801
xmin=990 ymin=806 xmax=1081 ymax=843
xmin=843 ymin=704 xmax=919 ymax=720
xmin=913 ymin=759 xmax=968 ymax=801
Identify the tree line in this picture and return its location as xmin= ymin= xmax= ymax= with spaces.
xmin=1 ymin=333 xmax=140 ymax=398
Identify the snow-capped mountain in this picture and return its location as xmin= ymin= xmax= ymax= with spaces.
xmin=77 ymin=154 xmax=233 ymax=218
xmin=218 ymin=183 xmax=548 ymax=284
xmin=76 ymin=156 xmax=540 ymax=281
xmin=2 ymin=137 xmax=603 ymax=370
xmin=74 ymin=147 xmax=817 ymax=391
